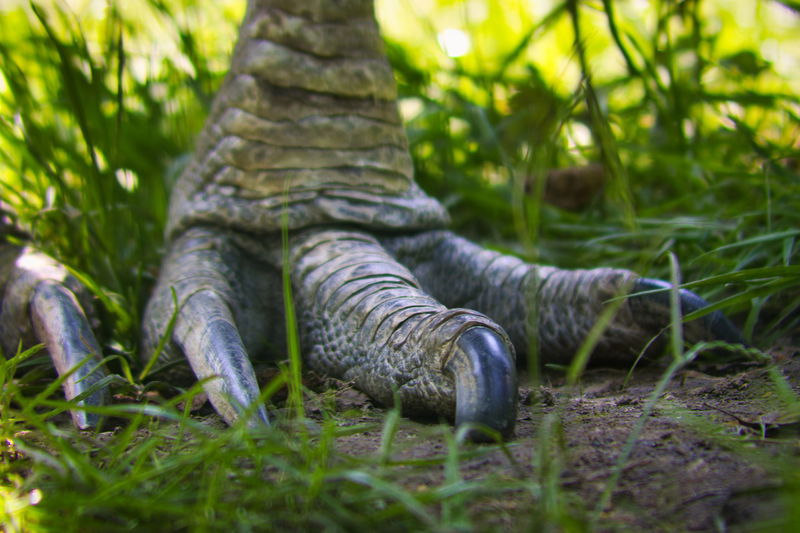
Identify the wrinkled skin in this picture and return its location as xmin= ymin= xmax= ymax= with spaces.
xmin=0 ymin=0 xmax=743 ymax=439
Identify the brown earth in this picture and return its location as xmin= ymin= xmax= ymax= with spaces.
xmin=299 ymin=342 xmax=800 ymax=531
xmin=18 ymin=342 xmax=798 ymax=531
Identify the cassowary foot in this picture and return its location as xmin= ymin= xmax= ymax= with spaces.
xmin=143 ymin=228 xmax=744 ymax=440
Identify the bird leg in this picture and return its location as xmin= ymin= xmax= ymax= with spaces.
xmin=139 ymin=0 xmax=744 ymax=439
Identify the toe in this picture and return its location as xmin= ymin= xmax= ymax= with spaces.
xmin=1 ymin=248 xmax=108 ymax=429
xmin=292 ymin=229 xmax=518 ymax=436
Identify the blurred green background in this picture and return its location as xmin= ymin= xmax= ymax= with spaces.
xmin=1 ymin=0 xmax=798 ymax=350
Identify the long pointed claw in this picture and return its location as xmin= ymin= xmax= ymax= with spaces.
xmin=30 ymin=280 xmax=108 ymax=429
xmin=631 ymin=278 xmax=746 ymax=346
xmin=174 ymin=290 xmax=269 ymax=427
xmin=444 ymin=327 xmax=516 ymax=441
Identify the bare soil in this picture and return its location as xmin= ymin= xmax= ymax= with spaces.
xmin=304 ymin=343 xmax=800 ymax=531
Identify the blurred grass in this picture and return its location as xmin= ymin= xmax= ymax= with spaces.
xmin=384 ymin=0 xmax=798 ymax=342
xmin=0 ymin=0 xmax=799 ymax=531
xmin=0 ymin=0 xmax=242 ymax=350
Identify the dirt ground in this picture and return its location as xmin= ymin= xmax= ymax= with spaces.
xmin=304 ymin=342 xmax=800 ymax=531
xmin=24 ymin=341 xmax=798 ymax=531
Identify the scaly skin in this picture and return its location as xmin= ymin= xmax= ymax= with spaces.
xmin=2 ymin=0 xmax=743 ymax=436
xmin=140 ymin=0 xmax=742 ymax=439
xmin=164 ymin=0 xmax=447 ymax=238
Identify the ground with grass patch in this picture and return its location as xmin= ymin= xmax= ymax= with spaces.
xmin=305 ymin=342 xmax=800 ymax=530
xmin=6 ymin=341 xmax=795 ymax=531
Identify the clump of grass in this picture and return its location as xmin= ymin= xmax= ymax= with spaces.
xmin=2 ymin=342 xmax=539 ymax=532
xmin=388 ymin=0 xmax=798 ymax=345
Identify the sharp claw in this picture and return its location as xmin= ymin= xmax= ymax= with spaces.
xmin=443 ymin=326 xmax=517 ymax=442
xmin=176 ymin=290 xmax=269 ymax=428
xmin=632 ymin=278 xmax=746 ymax=346
xmin=203 ymin=318 xmax=270 ymax=427
xmin=30 ymin=280 xmax=108 ymax=429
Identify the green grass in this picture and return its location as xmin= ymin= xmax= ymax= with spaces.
xmin=1 ymin=0 xmax=799 ymax=531
xmin=1 ymin=346 xmax=535 ymax=532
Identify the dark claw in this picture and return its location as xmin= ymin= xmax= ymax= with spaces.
xmin=444 ymin=327 xmax=517 ymax=442
xmin=631 ymin=278 xmax=746 ymax=346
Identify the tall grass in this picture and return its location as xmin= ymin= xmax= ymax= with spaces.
xmin=389 ymin=0 xmax=799 ymax=343
xmin=1 ymin=0 xmax=798 ymax=531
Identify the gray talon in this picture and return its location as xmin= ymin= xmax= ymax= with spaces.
xmin=631 ymin=278 xmax=746 ymax=346
xmin=174 ymin=289 xmax=269 ymax=427
xmin=445 ymin=327 xmax=517 ymax=441
xmin=198 ymin=317 xmax=270 ymax=427
xmin=0 ymin=247 xmax=108 ymax=429
xmin=31 ymin=281 xmax=109 ymax=429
